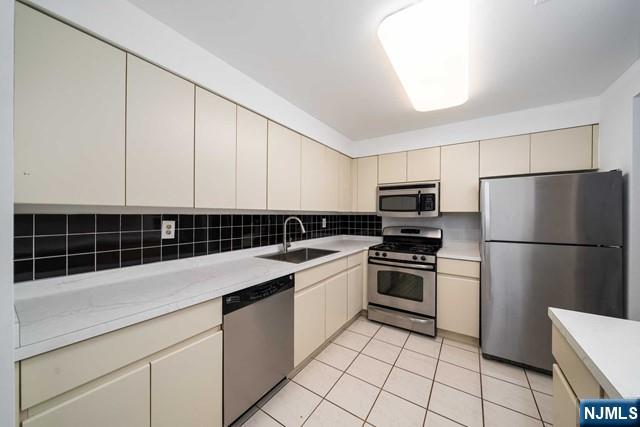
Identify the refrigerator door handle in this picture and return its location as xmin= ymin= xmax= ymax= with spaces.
xmin=480 ymin=180 xmax=491 ymax=241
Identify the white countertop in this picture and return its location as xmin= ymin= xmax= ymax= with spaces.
xmin=14 ymin=235 xmax=380 ymax=361
xmin=438 ymin=240 xmax=481 ymax=262
xmin=549 ymin=308 xmax=640 ymax=398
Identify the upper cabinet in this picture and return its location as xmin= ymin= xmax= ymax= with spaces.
xmin=301 ymin=137 xmax=327 ymax=211
xmin=268 ymin=122 xmax=301 ymax=210
xmin=126 ymin=55 xmax=195 ymax=207
xmin=338 ymin=154 xmax=353 ymax=212
xmin=14 ymin=4 xmax=126 ymax=206
xmin=407 ymin=147 xmax=440 ymax=182
xmin=441 ymin=142 xmax=479 ymax=212
xmin=378 ymin=152 xmax=407 ymax=184
xmin=195 ymin=88 xmax=237 ymax=209
xmin=325 ymin=149 xmax=341 ymax=211
xmin=592 ymin=124 xmax=599 ymax=169
xmin=479 ymin=135 xmax=530 ymax=178
xmin=236 ymin=107 xmax=268 ymax=210
xmin=530 ymin=126 xmax=593 ymax=173
xmin=356 ymin=156 xmax=378 ymax=212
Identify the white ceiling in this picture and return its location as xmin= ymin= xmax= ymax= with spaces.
xmin=128 ymin=0 xmax=640 ymax=141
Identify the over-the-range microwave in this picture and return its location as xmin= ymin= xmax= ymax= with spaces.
xmin=377 ymin=181 xmax=440 ymax=218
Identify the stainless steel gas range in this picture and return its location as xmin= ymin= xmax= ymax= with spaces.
xmin=367 ymin=226 xmax=442 ymax=336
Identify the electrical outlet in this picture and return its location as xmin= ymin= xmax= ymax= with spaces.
xmin=162 ymin=220 xmax=175 ymax=239
xmin=322 ymin=218 xmax=327 ymax=228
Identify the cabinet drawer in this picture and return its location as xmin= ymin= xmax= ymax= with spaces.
xmin=552 ymin=325 xmax=600 ymax=399
xmin=553 ymin=364 xmax=579 ymax=427
xmin=21 ymin=298 xmax=222 ymax=410
xmin=347 ymin=252 xmax=363 ymax=268
xmin=296 ymin=257 xmax=348 ymax=292
xmin=437 ymin=258 xmax=480 ymax=278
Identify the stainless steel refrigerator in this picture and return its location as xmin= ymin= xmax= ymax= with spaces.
xmin=480 ymin=170 xmax=624 ymax=371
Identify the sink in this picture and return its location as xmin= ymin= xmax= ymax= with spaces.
xmin=257 ymin=247 xmax=338 ymax=264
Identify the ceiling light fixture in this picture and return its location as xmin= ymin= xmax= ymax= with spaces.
xmin=378 ymin=0 xmax=470 ymax=112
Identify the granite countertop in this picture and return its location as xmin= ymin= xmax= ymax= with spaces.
xmin=438 ymin=240 xmax=481 ymax=262
xmin=14 ymin=235 xmax=380 ymax=361
xmin=549 ymin=308 xmax=640 ymax=399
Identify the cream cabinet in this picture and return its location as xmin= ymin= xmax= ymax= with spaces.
xmin=479 ymin=135 xmax=530 ymax=177
xmin=356 ymin=156 xmax=379 ymax=212
xmin=325 ymin=271 xmax=348 ymax=338
xmin=553 ymin=364 xmax=579 ymax=427
xmin=325 ymin=149 xmax=341 ymax=211
xmin=294 ymin=282 xmax=326 ymax=366
xmin=378 ymin=152 xmax=407 ymax=184
xmin=347 ymin=264 xmax=364 ymax=320
xmin=530 ymin=126 xmax=593 ymax=173
xmin=592 ymin=124 xmax=599 ymax=169
xmin=194 ymin=88 xmax=237 ymax=208
xmin=14 ymin=4 xmax=126 ymax=206
xmin=407 ymin=147 xmax=440 ymax=182
xmin=301 ymin=137 xmax=325 ymax=211
xmin=441 ymin=142 xmax=479 ymax=212
xmin=151 ymin=330 xmax=222 ymax=427
xmin=268 ymin=122 xmax=301 ymax=210
xmin=22 ymin=365 xmax=150 ymax=427
xmin=126 ymin=55 xmax=195 ymax=207
xmin=236 ymin=107 xmax=268 ymax=209
xmin=437 ymin=258 xmax=480 ymax=338
xmin=338 ymin=154 xmax=353 ymax=212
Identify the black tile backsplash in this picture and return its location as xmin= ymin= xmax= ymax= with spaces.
xmin=13 ymin=213 xmax=381 ymax=283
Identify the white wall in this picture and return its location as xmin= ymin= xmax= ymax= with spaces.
xmin=599 ymin=58 xmax=640 ymax=320
xmin=24 ymin=0 xmax=352 ymax=154
xmin=351 ymin=97 xmax=600 ymax=157
xmin=0 ymin=0 xmax=15 ymax=424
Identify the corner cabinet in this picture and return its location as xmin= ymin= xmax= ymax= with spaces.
xmin=440 ymin=142 xmax=479 ymax=212
xmin=126 ymin=55 xmax=195 ymax=207
xmin=14 ymin=3 xmax=126 ymax=206
xmin=267 ymin=122 xmax=301 ymax=210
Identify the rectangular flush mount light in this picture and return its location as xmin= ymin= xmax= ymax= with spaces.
xmin=378 ymin=0 xmax=470 ymax=112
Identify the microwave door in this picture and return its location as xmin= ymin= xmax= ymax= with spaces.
xmin=378 ymin=192 xmax=419 ymax=217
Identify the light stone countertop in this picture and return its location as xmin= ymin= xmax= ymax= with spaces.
xmin=438 ymin=240 xmax=481 ymax=262
xmin=14 ymin=235 xmax=380 ymax=361
xmin=548 ymin=308 xmax=640 ymax=399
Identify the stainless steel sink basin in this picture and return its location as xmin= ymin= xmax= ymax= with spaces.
xmin=257 ymin=248 xmax=338 ymax=264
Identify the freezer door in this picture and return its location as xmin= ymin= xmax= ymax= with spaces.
xmin=481 ymin=242 xmax=623 ymax=371
xmin=481 ymin=170 xmax=623 ymax=246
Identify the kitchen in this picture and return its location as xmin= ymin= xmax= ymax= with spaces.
xmin=1 ymin=0 xmax=640 ymax=426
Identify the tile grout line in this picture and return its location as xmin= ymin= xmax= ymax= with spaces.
xmin=479 ymin=345 xmax=485 ymax=427
xmin=423 ymin=335 xmax=443 ymax=426
xmin=525 ymin=369 xmax=546 ymax=423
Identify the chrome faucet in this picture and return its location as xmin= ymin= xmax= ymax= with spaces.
xmin=282 ymin=216 xmax=306 ymax=253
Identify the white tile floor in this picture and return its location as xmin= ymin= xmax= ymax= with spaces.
xmin=242 ymin=317 xmax=553 ymax=427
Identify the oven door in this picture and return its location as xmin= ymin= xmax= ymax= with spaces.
xmin=368 ymin=259 xmax=436 ymax=317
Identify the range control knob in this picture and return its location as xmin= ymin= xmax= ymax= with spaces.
xmin=382 ymin=252 xmax=387 ymax=257
xmin=420 ymin=256 xmax=426 ymax=261
xmin=412 ymin=255 xmax=418 ymax=260
xmin=375 ymin=251 xmax=380 ymax=257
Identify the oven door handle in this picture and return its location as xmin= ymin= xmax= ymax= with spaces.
xmin=369 ymin=259 xmax=434 ymax=271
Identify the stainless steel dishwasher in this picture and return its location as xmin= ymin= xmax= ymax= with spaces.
xmin=223 ymin=274 xmax=294 ymax=426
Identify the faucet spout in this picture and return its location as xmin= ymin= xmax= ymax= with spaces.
xmin=283 ymin=216 xmax=306 ymax=253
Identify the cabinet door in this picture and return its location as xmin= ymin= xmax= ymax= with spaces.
xmin=325 ymin=271 xmax=348 ymax=338
xmin=441 ymin=142 xmax=479 ymax=212
xmin=347 ymin=265 xmax=364 ymax=320
xmin=294 ymin=282 xmax=326 ymax=366
xmin=268 ymin=122 xmax=301 ymax=210
xmin=301 ymin=137 xmax=326 ymax=211
xmin=479 ymin=135 xmax=530 ymax=177
xmin=23 ymin=365 xmax=150 ymax=427
xmin=236 ymin=107 xmax=267 ymax=209
xmin=592 ymin=124 xmax=599 ymax=169
xmin=15 ymin=4 xmax=126 ymax=206
xmin=407 ymin=147 xmax=440 ymax=182
xmin=338 ymin=154 xmax=353 ymax=212
xmin=151 ymin=331 xmax=222 ymax=427
xmin=126 ymin=55 xmax=194 ymax=207
xmin=530 ymin=126 xmax=593 ymax=173
xmin=325 ymin=149 xmax=340 ymax=211
xmin=552 ymin=364 xmax=579 ymax=427
xmin=437 ymin=274 xmax=479 ymax=338
xmin=356 ymin=156 xmax=379 ymax=212
xmin=195 ymin=88 xmax=236 ymax=208
xmin=378 ymin=152 xmax=407 ymax=184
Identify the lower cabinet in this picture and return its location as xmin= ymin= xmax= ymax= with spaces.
xmin=436 ymin=258 xmax=480 ymax=338
xmin=151 ymin=330 xmax=222 ymax=427
xmin=325 ymin=271 xmax=348 ymax=338
xmin=294 ymin=282 xmax=326 ymax=367
xmin=552 ymin=364 xmax=579 ymax=427
xmin=347 ymin=265 xmax=364 ymax=320
xmin=23 ymin=365 xmax=150 ymax=427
